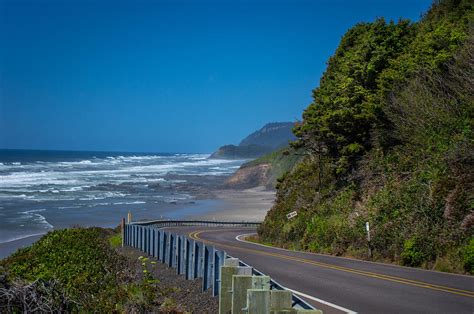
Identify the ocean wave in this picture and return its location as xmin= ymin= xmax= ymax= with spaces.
xmin=0 ymin=171 xmax=82 ymax=188
xmin=60 ymin=186 xmax=87 ymax=192
xmin=113 ymin=201 xmax=146 ymax=205
xmin=78 ymin=191 xmax=128 ymax=201
xmin=19 ymin=208 xmax=46 ymax=214
xmin=10 ymin=209 xmax=54 ymax=230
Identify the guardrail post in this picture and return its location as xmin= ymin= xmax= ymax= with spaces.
xmin=171 ymin=233 xmax=177 ymax=268
xmin=145 ymin=226 xmax=151 ymax=256
xmin=146 ymin=227 xmax=150 ymax=254
xmin=159 ymin=230 xmax=165 ymax=262
xmin=142 ymin=226 xmax=146 ymax=252
xmin=232 ymin=275 xmax=253 ymax=314
xmin=135 ymin=226 xmax=139 ymax=249
xmin=163 ymin=231 xmax=169 ymax=264
xmin=185 ymin=238 xmax=193 ymax=280
xmin=194 ymin=242 xmax=203 ymax=278
xmin=135 ymin=225 xmax=138 ymax=248
xmin=202 ymin=245 xmax=214 ymax=292
xmin=148 ymin=227 xmax=152 ymax=255
xmin=121 ymin=218 xmax=125 ymax=247
xmin=213 ymin=250 xmax=226 ymax=297
xmin=145 ymin=227 xmax=149 ymax=254
xmin=123 ymin=224 xmax=127 ymax=246
xmin=151 ymin=229 xmax=156 ymax=258
xmin=131 ymin=225 xmax=134 ymax=246
xmin=156 ymin=229 xmax=160 ymax=257
xmin=167 ymin=233 xmax=174 ymax=267
xmin=231 ymin=275 xmax=270 ymax=314
xmin=155 ymin=229 xmax=160 ymax=258
xmin=219 ymin=263 xmax=252 ymax=314
xmin=139 ymin=226 xmax=144 ymax=251
xmin=151 ymin=228 xmax=155 ymax=256
xmin=198 ymin=242 xmax=205 ymax=278
xmin=270 ymin=290 xmax=293 ymax=312
xmin=139 ymin=226 xmax=142 ymax=251
xmin=246 ymin=289 xmax=270 ymax=314
xmin=177 ymin=235 xmax=184 ymax=274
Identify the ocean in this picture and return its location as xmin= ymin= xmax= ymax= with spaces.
xmin=0 ymin=149 xmax=245 ymax=245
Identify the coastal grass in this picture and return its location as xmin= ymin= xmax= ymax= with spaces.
xmin=0 ymin=227 xmax=182 ymax=312
xmin=108 ymin=232 xmax=122 ymax=248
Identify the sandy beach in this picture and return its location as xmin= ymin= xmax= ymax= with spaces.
xmin=195 ymin=186 xmax=275 ymax=221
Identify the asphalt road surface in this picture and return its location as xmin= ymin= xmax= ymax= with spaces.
xmin=166 ymin=226 xmax=474 ymax=314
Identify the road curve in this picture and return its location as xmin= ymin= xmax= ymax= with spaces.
xmin=166 ymin=226 xmax=474 ymax=314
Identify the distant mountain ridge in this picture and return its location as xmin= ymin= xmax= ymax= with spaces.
xmin=209 ymin=122 xmax=296 ymax=159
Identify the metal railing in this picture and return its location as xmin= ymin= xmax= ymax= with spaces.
xmin=123 ymin=220 xmax=315 ymax=310
xmin=131 ymin=219 xmax=262 ymax=228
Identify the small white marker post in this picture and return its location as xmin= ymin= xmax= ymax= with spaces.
xmin=366 ymin=221 xmax=371 ymax=258
xmin=286 ymin=211 xmax=298 ymax=220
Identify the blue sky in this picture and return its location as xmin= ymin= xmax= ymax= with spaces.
xmin=0 ymin=0 xmax=432 ymax=153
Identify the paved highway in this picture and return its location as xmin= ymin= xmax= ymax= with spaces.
xmin=167 ymin=226 xmax=474 ymax=314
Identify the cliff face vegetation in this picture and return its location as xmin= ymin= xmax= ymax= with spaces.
xmin=225 ymin=148 xmax=302 ymax=189
xmin=259 ymin=0 xmax=474 ymax=273
xmin=210 ymin=122 xmax=296 ymax=159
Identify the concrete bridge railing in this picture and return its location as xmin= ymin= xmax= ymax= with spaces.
xmin=122 ymin=219 xmax=321 ymax=313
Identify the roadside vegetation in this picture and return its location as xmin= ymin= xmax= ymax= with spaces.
xmin=0 ymin=227 xmax=215 ymax=312
xmin=258 ymin=0 xmax=473 ymax=274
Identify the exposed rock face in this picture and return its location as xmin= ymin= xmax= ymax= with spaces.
xmin=224 ymin=163 xmax=272 ymax=189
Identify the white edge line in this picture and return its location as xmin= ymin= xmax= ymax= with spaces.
xmin=288 ymin=288 xmax=358 ymax=314
xmin=235 ymin=233 xmax=358 ymax=314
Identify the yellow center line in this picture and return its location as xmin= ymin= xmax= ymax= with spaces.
xmin=188 ymin=229 xmax=474 ymax=299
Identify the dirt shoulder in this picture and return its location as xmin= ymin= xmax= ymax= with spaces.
xmin=117 ymin=246 xmax=218 ymax=313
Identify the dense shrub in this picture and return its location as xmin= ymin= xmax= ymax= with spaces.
xmin=259 ymin=0 xmax=473 ymax=273
xmin=463 ymin=238 xmax=474 ymax=274
xmin=0 ymin=227 xmax=160 ymax=312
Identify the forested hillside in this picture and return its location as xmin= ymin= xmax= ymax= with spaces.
xmin=210 ymin=122 xmax=296 ymax=159
xmin=259 ymin=0 xmax=473 ymax=273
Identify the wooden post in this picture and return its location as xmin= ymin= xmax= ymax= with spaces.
xmin=127 ymin=211 xmax=132 ymax=223
xmin=366 ymin=221 xmax=372 ymax=258
xmin=246 ymin=289 xmax=270 ymax=314
xmin=219 ymin=266 xmax=252 ymax=314
xmin=232 ymin=275 xmax=270 ymax=313
xmin=270 ymin=290 xmax=293 ymax=311
xmin=121 ymin=218 xmax=125 ymax=247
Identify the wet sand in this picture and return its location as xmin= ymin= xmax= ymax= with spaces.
xmin=0 ymin=234 xmax=44 ymax=259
